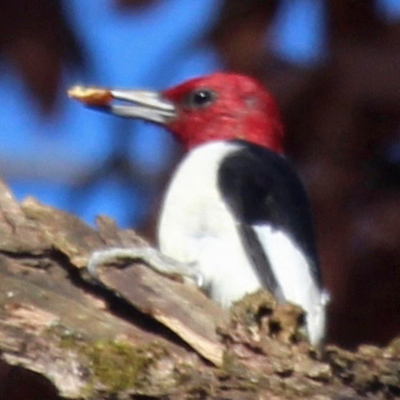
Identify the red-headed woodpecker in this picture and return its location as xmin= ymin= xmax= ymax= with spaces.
xmin=69 ymin=73 xmax=328 ymax=346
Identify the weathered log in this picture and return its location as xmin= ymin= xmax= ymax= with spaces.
xmin=0 ymin=178 xmax=399 ymax=400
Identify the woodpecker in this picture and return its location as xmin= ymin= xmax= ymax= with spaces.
xmin=69 ymin=73 xmax=328 ymax=346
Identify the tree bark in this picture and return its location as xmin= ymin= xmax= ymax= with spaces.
xmin=0 ymin=179 xmax=399 ymax=399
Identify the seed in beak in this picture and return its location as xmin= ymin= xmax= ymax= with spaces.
xmin=67 ymin=86 xmax=113 ymax=107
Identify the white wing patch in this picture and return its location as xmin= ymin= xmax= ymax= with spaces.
xmin=254 ymin=225 xmax=327 ymax=345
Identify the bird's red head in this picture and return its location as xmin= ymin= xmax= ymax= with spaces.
xmin=162 ymin=73 xmax=284 ymax=153
xmin=69 ymin=73 xmax=284 ymax=154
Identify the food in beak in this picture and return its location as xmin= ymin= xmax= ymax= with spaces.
xmin=67 ymin=86 xmax=112 ymax=106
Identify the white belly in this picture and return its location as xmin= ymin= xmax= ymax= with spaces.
xmin=158 ymin=141 xmax=262 ymax=307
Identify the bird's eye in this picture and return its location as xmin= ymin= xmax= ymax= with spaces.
xmin=184 ymin=89 xmax=217 ymax=109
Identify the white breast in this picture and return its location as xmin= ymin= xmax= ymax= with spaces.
xmin=158 ymin=141 xmax=262 ymax=307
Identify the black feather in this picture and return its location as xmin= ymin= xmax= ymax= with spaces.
xmin=218 ymin=140 xmax=321 ymax=292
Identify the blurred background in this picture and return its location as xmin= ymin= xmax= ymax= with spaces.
xmin=1 ymin=0 xmax=400 ymax=349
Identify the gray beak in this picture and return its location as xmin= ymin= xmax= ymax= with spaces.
xmin=103 ymin=89 xmax=176 ymax=124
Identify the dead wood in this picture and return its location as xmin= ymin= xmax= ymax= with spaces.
xmin=0 ymin=178 xmax=399 ymax=400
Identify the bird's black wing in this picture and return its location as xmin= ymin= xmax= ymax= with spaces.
xmin=218 ymin=140 xmax=321 ymax=294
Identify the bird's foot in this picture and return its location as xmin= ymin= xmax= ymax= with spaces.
xmin=87 ymin=246 xmax=203 ymax=288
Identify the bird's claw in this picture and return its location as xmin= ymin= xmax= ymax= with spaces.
xmin=87 ymin=248 xmax=136 ymax=280
xmin=86 ymin=246 xmax=204 ymax=289
xmin=194 ymin=270 xmax=205 ymax=289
